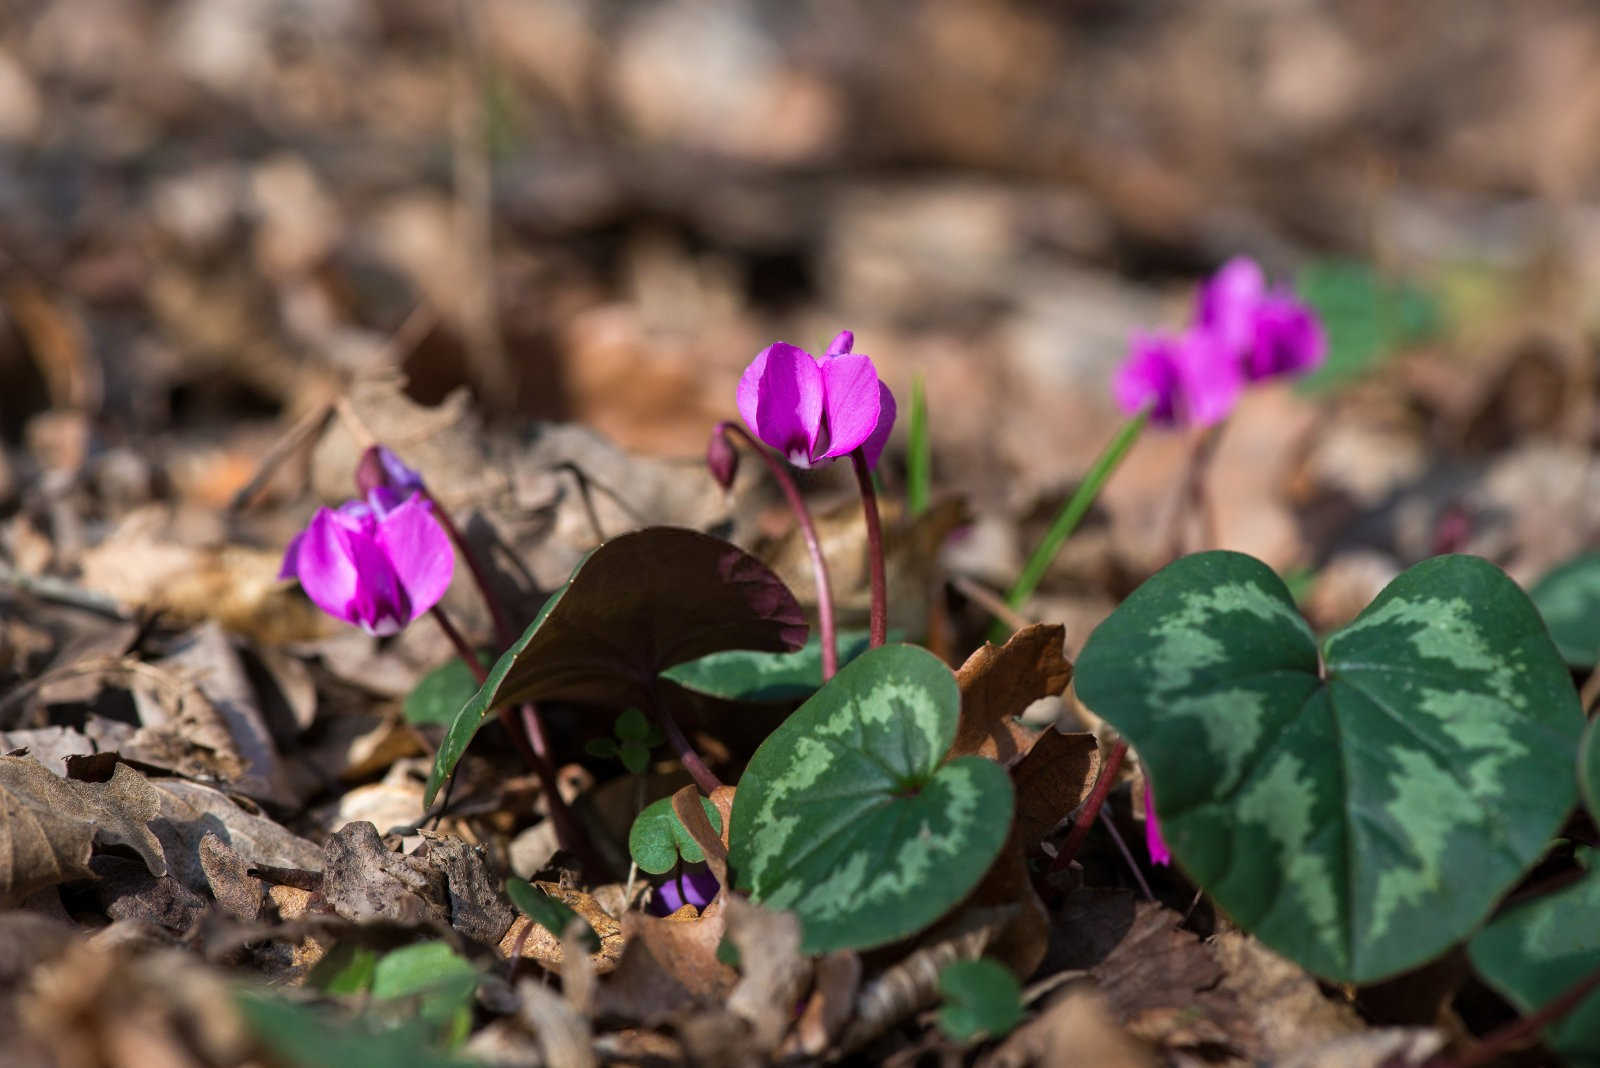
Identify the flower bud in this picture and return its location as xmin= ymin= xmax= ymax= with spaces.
xmin=707 ymin=428 xmax=739 ymax=490
xmin=355 ymin=444 xmax=426 ymax=499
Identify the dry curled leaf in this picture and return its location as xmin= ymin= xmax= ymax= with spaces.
xmin=499 ymin=880 xmax=625 ymax=973
xmin=840 ymin=921 xmax=996 ymax=1052
xmin=1011 ymin=728 xmax=1100 ymax=851
xmin=0 ymin=756 xmax=166 ymax=906
xmin=951 ymin=623 xmax=1075 ymax=763
xmin=979 ymin=987 xmax=1155 ymax=1068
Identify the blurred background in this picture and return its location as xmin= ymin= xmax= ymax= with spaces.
xmin=2 ymin=0 xmax=1599 ymax=645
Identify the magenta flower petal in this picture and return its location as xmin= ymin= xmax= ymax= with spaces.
xmin=373 ymin=493 xmax=455 ymax=626
xmin=294 ymin=508 xmax=373 ymax=628
xmin=816 ymin=352 xmax=883 ymax=460
xmin=859 ymin=380 xmax=897 ymax=470
xmin=826 ymin=329 xmax=854 ymax=356
xmin=1197 ymin=256 xmax=1266 ymax=358
xmin=1144 ymin=784 xmax=1171 ymax=867
xmin=1114 ymin=330 xmax=1240 ymax=428
xmin=1243 ymin=291 xmax=1326 ymax=381
xmin=738 ymin=343 xmax=825 ymax=466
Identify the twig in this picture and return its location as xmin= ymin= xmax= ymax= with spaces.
xmin=226 ymin=401 xmax=336 ymax=514
xmin=1098 ymin=807 xmax=1156 ymax=902
xmin=949 ymin=574 xmax=1034 ymax=634
xmin=0 ymin=562 xmax=126 ymax=620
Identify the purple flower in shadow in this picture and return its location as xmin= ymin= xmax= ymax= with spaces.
xmin=1114 ymin=329 xmax=1241 ymax=428
xmin=648 ymin=867 xmax=721 ymax=915
xmin=1144 ymin=783 xmax=1171 ymax=867
xmin=737 ymin=330 xmax=896 ymax=469
xmin=280 ymin=490 xmax=454 ymax=635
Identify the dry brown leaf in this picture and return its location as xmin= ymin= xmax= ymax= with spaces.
xmin=319 ymin=820 xmax=445 ymax=929
xmin=597 ymin=901 xmax=738 ymax=1022
xmin=198 ymin=832 xmax=261 ymax=922
xmin=723 ymin=895 xmax=810 ymax=1052
xmin=514 ymin=977 xmax=598 ymax=1068
xmin=1089 ymin=902 xmax=1256 ymax=1059
xmin=670 ymin=783 xmax=731 ymax=890
xmin=1011 ymin=728 xmax=1101 ymax=850
xmin=0 ymin=755 xmax=167 ymax=906
xmin=1274 ymin=1027 xmax=1445 ymax=1068
xmin=498 ymin=880 xmax=624 ymax=973
xmin=1209 ymin=928 xmax=1364 ymax=1058
xmin=840 ymin=920 xmax=996 ymax=1052
xmin=979 ymin=987 xmax=1156 ymax=1068
xmin=150 ymin=778 xmax=321 ymax=897
xmin=951 ymin=623 xmax=1074 ymax=763
xmin=89 ymin=854 xmax=209 ymax=939
xmin=785 ymin=949 xmax=861 ymax=1058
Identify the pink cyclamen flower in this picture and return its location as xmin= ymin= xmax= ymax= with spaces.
xmin=1144 ymin=783 xmax=1171 ymax=867
xmin=737 ymin=330 xmax=897 ymax=469
xmin=1196 ymin=256 xmax=1325 ymax=381
xmin=280 ymin=489 xmax=454 ymax=636
xmin=1114 ymin=329 xmax=1241 ymax=428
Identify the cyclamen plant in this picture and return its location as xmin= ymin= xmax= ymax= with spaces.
xmin=292 ymin=294 xmax=1600 ymax=1061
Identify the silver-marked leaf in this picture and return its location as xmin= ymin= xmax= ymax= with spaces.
xmin=1076 ymin=551 xmax=1583 ymax=983
xmin=425 ymin=528 xmax=807 ymax=805
xmin=1469 ymin=868 xmax=1600 ymax=1066
xmin=1531 ymin=552 xmax=1600 ymax=668
xmin=1583 ymin=717 xmax=1600 ymax=826
xmin=729 ymin=644 xmax=1014 ymax=954
xmin=662 ymin=631 xmax=874 ymax=702
xmin=628 ymin=794 xmax=722 ymax=875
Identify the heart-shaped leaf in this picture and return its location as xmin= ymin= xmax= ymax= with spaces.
xmin=937 ymin=958 xmax=1024 ymax=1042
xmin=1469 ymin=868 xmax=1600 ymax=1066
xmin=1075 ymin=551 xmax=1583 ymax=983
xmin=1530 ymin=552 xmax=1600 ymax=668
xmin=729 ymin=644 xmax=1013 ymax=954
xmin=426 ymin=527 xmax=807 ymax=805
xmin=662 ymin=631 xmax=874 ymax=702
xmin=629 ymin=794 xmax=723 ymax=875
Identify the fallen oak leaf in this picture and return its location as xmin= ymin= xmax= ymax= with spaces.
xmin=950 ymin=623 xmax=1073 ymax=764
xmin=498 ymin=881 xmax=624 ymax=973
xmin=1011 ymin=729 xmax=1100 ymax=851
xmin=0 ymin=755 xmax=166 ymax=906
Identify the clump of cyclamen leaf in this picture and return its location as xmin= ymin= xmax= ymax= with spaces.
xmin=1075 ymin=551 xmax=1583 ymax=984
xmin=729 ymin=644 xmax=1013 ymax=954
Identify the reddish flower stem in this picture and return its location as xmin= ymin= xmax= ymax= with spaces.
xmin=717 ymin=421 xmax=839 ymax=679
xmin=1423 ymin=962 xmax=1600 ymax=1068
xmin=424 ymin=490 xmax=516 ymax=648
xmin=1051 ymin=739 xmax=1128 ymax=874
xmin=849 ymin=450 xmax=888 ymax=649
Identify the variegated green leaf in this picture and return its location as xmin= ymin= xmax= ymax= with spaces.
xmin=1530 ymin=552 xmax=1600 ymax=668
xmin=1582 ymin=717 xmax=1600 ymax=825
xmin=729 ymin=644 xmax=1013 ymax=954
xmin=425 ymin=528 xmax=807 ymax=806
xmin=1076 ymin=551 xmax=1583 ymax=983
xmin=1469 ymin=867 xmax=1600 ymax=1066
xmin=662 ymin=631 xmax=874 ymax=702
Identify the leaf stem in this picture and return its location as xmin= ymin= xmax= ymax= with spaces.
xmin=850 ymin=450 xmax=888 ymax=649
xmin=992 ymin=411 xmax=1147 ymax=642
xmin=1166 ymin=421 xmax=1224 ymax=561
xmin=1051 ymin=739 xmax=1128 ymax=874
xmin=647 ymin=682 xmax=722 ymax=795
xmin=717 ymin=421 xmax=839 ymax=679
xmin=1423 ymin=962 xmax=1600 ymax=1068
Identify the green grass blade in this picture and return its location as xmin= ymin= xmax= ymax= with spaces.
xmin=991 ymin=410 xmax=1148 ymax=641
xmin=907 ymin=375 xmax=930 ymax=517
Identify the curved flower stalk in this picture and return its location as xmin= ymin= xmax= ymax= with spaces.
xmin=279 ymin=488 xmax=453 ymax=635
